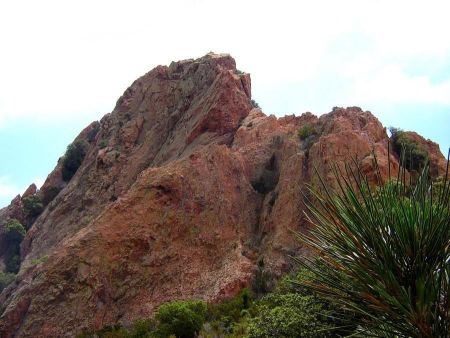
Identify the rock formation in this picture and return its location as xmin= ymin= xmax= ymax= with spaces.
xmin=0 ymin=53 xmax=446 ymax=337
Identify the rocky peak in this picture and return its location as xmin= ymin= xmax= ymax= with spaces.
xmin=0 ymin=54 xmax=447 ymax=338
xmin=21 ymin=184 xmax=37 ymax=199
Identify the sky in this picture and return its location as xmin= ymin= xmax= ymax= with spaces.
xmin=1 ymin=0 xmax=450 ymax=207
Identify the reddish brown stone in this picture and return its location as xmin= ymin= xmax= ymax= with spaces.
xmin=0 ymin=54 xmax=446 ymax=337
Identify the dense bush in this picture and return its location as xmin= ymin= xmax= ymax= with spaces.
xmin=247 ymin=302 xmax=320 ymax=338
xmin=154 ymin=300 xmax=207 ymax=338
xmin=207 ymin=288 xmax=251 ymax=323
xmin=246 ymin=268 xmax=351 ymax=338
xmin=298 ymin=124 xmax=316 ymax=140
xmin=390 ymin=127 xmax=428 ymax=171
xmin=297 ymin=159 xmax=450 ymax=336
xmin=4 ymin=219 xmax=26 ymax=242
xmin=22 ymin=194 xmax=44 ymax=219
xmin=0 ymin=271 xmax=15 ymax=292
xmin=3 ymin=219 xmax=26 ymax=273
xmin=62 ymin=139 xmax=89 ymax=181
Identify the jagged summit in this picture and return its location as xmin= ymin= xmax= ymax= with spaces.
xmin=0 ymin=54 xmax=446 ymax=337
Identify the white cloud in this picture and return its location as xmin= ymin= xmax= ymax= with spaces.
xmin=0 ymin=176 xmax=23 ymax=200
xmin=33 ymin=177 xmax=45 ymax=190
xmin=0 ymin=0 xmax=449 ymax=126
xmin=0 ymin=176 xmax=45 ymax=207
xmin=347 ymin=65 xmax=450 ymax=105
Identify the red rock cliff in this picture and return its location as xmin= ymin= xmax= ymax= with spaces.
xmin=0 ymin=53 xmax=446 ymax=337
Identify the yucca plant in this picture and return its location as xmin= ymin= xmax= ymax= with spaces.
xmin=295 ymin=151 xmax=450 ymax=337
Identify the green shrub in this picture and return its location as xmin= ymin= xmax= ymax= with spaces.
xmin=62 ymin=139 xmax=89 ymax=181
xmin=4 ymin=219 xmax=26 ymax=242
xmin=296 ymin=159 xmax=450 ymax=336
xmin=154 ymin=300 xmax=207 ymax=338
xmin=390 ymin=127 xmax=428 ymax=171
xmin=99 ymin=140 xmax=108 ymax=149
xmin=245 ymin=267 xmax=350 ymax=338
xmin=247 ymin=302 xmax=320 ymax=338
xmin=3 ymin=219 xmax=26 ymax=273
xmin=298 ymin=124 xmax=316 ymax=141
xmin=206 ymin=288 xmax=253 ymax=334
xmin=22 ymin=195 xmax=44 ymax=219
xmin=250 ymin=99 xmax=260 ymax=109
xmin=0 ymin=271 xmax=15 ymax=292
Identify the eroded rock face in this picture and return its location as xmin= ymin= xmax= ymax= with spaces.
xmin=0 ymin=54 xmax=446 ymax=337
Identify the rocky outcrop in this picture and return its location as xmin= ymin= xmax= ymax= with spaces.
xmin=400 ymin=131 xmax=448 ymax=177
xmin=0 ymin=53 xmax=446 ymax=337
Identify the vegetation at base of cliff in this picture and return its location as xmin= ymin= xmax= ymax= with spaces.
xmin=62 ymin=139 xmax=89 ymax=182
xmin=295 ymin=158 xmax=450 ymax=337
xmin=155 ymin=300 xmax=207 ymax=338
xmin=78 ymin=269 xmax=350 ymax=338
xmin=77 ymin=300 xmax=205 ymax=338
xmin=389 ymin=127 xmax=428 ymax=172
xmin=3 ymin=219 xmax=26 ymax=273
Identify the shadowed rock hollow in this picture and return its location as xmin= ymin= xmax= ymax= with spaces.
xmin=0 ymin=53 xmax=446 ymax=337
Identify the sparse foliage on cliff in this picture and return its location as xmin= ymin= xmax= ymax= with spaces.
xmin=390 ymin=127 xmax=428 ymax=172
xmin=296 ymin=157 xmax=450 ymax=337
xmin=62 ymin=139 xmax=89 ymax=181
xmin=298 ymin=124 xmax=316 ymax=141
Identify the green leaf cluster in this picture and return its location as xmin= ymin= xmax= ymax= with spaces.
xmin=22 ymin=194 xmax=44 ymax=219
xmin=153 ymin=300 xmax=206 ymax=338
xmin=62 ymin=139 xmax=89 ymax=182
xmin=390 ymin=127 xmax=428 ymax=172
xmin=3 ymin=219 xmax=26 ymax=273
xmin=297 ymin=158 xmax=450 ymax=337
xmin=298 ymin=124 xmax=316 ymax=141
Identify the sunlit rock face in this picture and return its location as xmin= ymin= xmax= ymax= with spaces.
xmin=0 ymin=53 xmax=445 ymax=337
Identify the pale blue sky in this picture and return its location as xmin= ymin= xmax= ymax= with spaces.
xmin=1 ymin=0 xmax=449 ymax=207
